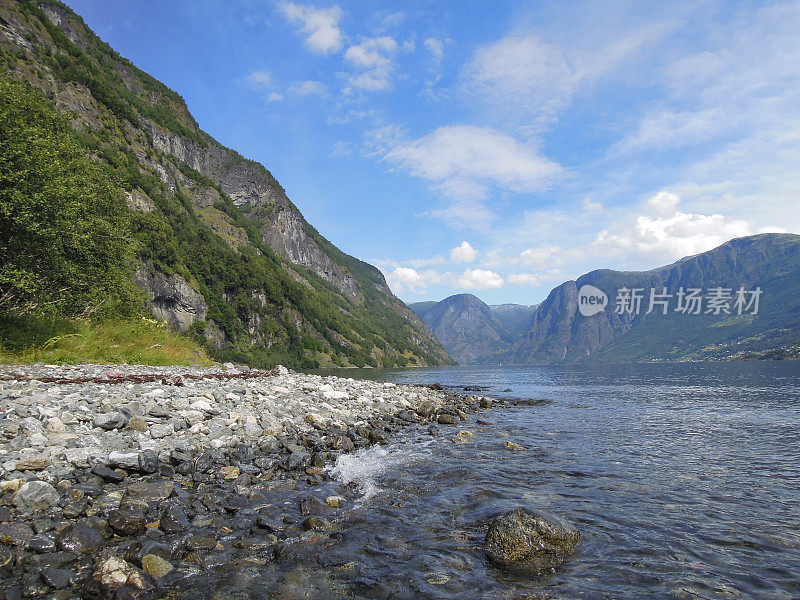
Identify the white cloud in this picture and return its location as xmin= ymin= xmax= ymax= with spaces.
xmin=425 ymin=198 xmax=496 ymax=230
xmin=281 ymin=3 xmax=343 ymax=54
xmin=594 ymin=191 xmax=754 ymax=264
xmin=367 ymin=124 xmax=561 ymax=229
xmin=288 ymin=80 xmax=329 ymax=96
xmin=267 ymin=92 xmax=283 ymax=102
xmin=507 ymin=273 xmax=540 ymax=286
xmin=385 ymin=266 xmax=441 ymax=294
xmin=464 ymin=25 xmax=666 ymax=127
xmin=507 ymin=271 xmax=563 ymax=287
xmin=450 ymin=241 xmax=477 ymax=263
xmin=331 ymin=140 xmax=354 ymax=156
xmin=457 ymin=268 xmax=503 ymax=289
xmin=344 ymin=36 xmax=399 ymax=91
xmin=245 ymin=70 xmax=272 ymax=89
xmin=466 ymin=35 xmax=575 ymax=125
xmin=383 ymin=125 xmax=562 ymax=201
xmin=583 ymin=198 xmax=603 ymax=212
xmin=519 ymin=246 xmax=584 ymax=268
xmin=423 ymin=38 xmax=443 ymax=61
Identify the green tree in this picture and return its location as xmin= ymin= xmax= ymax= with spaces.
xmin=0 ymin=77 xmax=140 ymax=317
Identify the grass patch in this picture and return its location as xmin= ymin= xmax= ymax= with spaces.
xmin=0 ymin=317 xmax=212 ymax=366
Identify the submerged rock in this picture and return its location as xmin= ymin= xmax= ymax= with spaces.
xmin=484 ymin=507 xmax=579 ymax=574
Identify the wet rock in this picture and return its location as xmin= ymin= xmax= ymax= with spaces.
xmin=0 ymin=522 xmax=34 ymax=546
xmin=56 ymin=523 xmax=104 ymax=554
xmin=300 ymin=516 xmax=332 ymax=531
xmin=159 ymin=504 xmax=188 ymax=534
xmin=12 ymin=481 xmax=60 ymax=512
xmin=22 ymin=572 xmax=51 ymax=597
xmin=285 ymin=452 xmax=308 ymax=471
xmin=184 ymin=531 xmax=218 ymax=551
xmin=90 ymin=556 xmax=151 ymax=596
xmin=484 ymin=507 xmax=580 ymax=574
xmin=40 ymin=566 xmax=75 ymax=589
xmin=26 ymin=533 xmax=56 ymax=553
xmin=437 ymin=414 xmax=458 ymax=425
xmin=141 ymin=553 xmax=173 ymax=578
xmin=255 ymin=515 xmax=281 ymax=532
xmin=138 ymin=450 xmax=159 ymax=474
xmin=108 ymin=506 xmax=147 ymax=536
xmin=125 ymin=480 xmax=173 ymax=502
xmin=325 ymin=496 xmax=345 ymax=508
xmin=91 ymin=465 xmax=125 ymax=483
xmin=297 ymin=496 xmax=325 ymax=516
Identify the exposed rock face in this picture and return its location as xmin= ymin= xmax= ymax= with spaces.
xmin=0 ymin=0 xmax=452 ymax=368
xmin=410 ymin=294 xmax=515 ymax=364
xmin=145 ymin=124 xmax=362 ymax=302
xmin=484 ymin=507 xmax=580 ymax=574
xmin=501 ymin=233 xmax=800 ymax=363
xmin=134 ymin=262 xmax=207 ymax=331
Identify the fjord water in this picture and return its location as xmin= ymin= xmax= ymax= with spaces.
xmin=312 ymin=362 xmax=800 ymax=599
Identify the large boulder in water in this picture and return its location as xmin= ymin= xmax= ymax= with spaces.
xmin=484 ymin=507 xmax=579 ymax=574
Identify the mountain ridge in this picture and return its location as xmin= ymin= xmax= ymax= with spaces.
xmin=0 ymin=0 xmax=452 ymax=368
xmin=415 ymin=234 xmax=800 ymax=364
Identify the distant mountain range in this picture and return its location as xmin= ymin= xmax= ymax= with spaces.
xmin=414 ymin=234 xmax=800 ymax=364
xmin=409 ymin=296 xmax=536 ymax=364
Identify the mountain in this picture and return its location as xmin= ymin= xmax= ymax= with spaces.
xmin=489 ymin=303 xmax=538 ymax=338
xmin=0 ymin=0 xmax=451 ymax=368
xmin=409 ymin=295 xmax=534 ymax=364
xmin=410 ymin=294 xmax=512 ymax=364
xmin=502 ymin=233 xmax=800 ymax=363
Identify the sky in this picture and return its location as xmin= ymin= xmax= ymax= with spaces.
xmin=66 ymin=0 xmax=800 ymax=305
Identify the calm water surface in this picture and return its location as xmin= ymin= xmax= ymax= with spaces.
xmin=308 ymin=362 xmax=800 ymax=599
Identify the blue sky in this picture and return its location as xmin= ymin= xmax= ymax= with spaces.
xmin=67 ymin=0 xmax=800 ymax=305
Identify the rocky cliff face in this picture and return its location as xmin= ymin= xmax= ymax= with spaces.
xmin=410 ymin=294 xmax=516 ymax=364
xmin=502 ymin=233 xmax=800 ymax=363
xmin=0 ymin=0 xmax=451 ymax=368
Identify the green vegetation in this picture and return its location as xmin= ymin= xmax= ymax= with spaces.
xmin=0 ymin=316 xmax=211 ymax=366
xmin=0 ymin=78 xmax=140 ymax=319
xmin=0 ymin=0 xmax=451 ymax=369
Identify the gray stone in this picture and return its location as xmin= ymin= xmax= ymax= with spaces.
xmin=126 ymin=480 xmax=173 ymax=502
xmin=108 ymin=451 xmax=140 ymax=470
xmin=94 ymin=411 xmax=129 ymax=430
xmin=12 ymin=481 xmax=60 ymax=512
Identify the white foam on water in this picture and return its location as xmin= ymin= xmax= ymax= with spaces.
xmin=327 ymin=442 xmax=427 ymax=500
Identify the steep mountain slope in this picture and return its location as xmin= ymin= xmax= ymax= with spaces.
xmin=0 ymin=0 xmax=451 ymax=368
xmin=409 ymin=294 xmax=519 ymax=364
xmin=489 ymin=303 xmax=538 ymax=338
xmin=502 ymin=233 xmax=800 ymax=363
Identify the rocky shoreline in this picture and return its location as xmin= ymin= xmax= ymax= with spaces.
xmin=0 ymin=363 xmax=492 ymax=599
